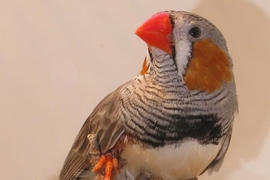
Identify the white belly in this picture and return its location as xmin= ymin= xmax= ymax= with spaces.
xmin=118 ymin=139 xmax=222 ymax=180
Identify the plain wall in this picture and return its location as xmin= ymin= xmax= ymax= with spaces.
xmin=1 ymin=0 xmax=270 ymax=180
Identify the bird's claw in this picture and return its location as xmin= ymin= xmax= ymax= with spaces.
xmin=92 ymin=154 xmax=118 ymax=180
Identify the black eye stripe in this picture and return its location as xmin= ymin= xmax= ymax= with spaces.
xmin=168 ymin=14 xmax=178 ymax=72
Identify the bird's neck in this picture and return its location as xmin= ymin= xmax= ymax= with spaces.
xmin=147 ymin=49 xmax=187 ymax=93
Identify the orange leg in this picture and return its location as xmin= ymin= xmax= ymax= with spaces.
xmin=112 ymin=157 xmax=118 ymax=173
xmin=92 ymin=154 xmax=119 ymax=180
xmin=104 ymin=155 xmax=113 ymax=180
xmin=92 ymin=155 xmax=106 ymax=172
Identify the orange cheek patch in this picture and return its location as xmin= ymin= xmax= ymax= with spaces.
xmin=184 ymin=39 xmax=232 ymax=92
xmin=139 ymin=56 xmax=149 ymax=75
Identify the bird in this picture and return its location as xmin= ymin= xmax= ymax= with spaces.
xmin=59 ymin=10 xmax=238 ymax=180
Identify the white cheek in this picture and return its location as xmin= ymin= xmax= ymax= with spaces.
xmin=174 ymin=39 xmax=192 ymax=76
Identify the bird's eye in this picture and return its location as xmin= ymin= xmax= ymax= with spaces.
xmin=189 ymin=27 xmax=201 ymax=38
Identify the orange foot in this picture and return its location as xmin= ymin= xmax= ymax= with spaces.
xmin=92 ymin=154 xmax=118 ymax=180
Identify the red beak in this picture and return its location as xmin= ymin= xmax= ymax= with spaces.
xmin=135 ymin=12 xmax=172 ymax=55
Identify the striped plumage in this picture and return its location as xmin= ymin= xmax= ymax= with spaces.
xmin=60 ymin=11 xmax=237 ymax=180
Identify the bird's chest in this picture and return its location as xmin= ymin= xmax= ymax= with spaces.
xmin=116 ymin=139 xmax=222 ymax=180
xmin=121 ymin=83 xmax=223 ymax=147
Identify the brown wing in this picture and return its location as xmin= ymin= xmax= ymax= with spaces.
xmin=59 ymin=86 xmax=126 ymax=180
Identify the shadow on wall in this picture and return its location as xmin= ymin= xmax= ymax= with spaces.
xmin=193 ymin=0 xmax=270 ymax=179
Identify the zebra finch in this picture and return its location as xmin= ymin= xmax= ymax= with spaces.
xmin=59 ymin=10 xmax=238 ymax=180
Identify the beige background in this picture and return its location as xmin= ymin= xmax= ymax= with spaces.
xmin=1 ymin=0 xmax=270 ymax=180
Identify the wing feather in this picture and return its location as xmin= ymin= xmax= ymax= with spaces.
xmin=59 ymin=85 xmax=127 ymax=180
